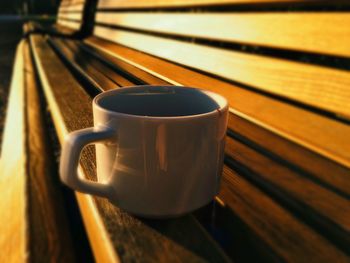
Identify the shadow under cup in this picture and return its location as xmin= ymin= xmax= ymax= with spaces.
xmin=93 ymin=86 xmax=228 ymax=217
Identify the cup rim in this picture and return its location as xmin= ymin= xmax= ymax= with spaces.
xmin=93 ymin=85 xmax=228 ymax=120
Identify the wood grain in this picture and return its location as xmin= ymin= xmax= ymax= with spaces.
xmin=30 ymin=34 xmax=230 ymax=263
xmin=95 ymin=12 xmax=350 ymax=58
xmin=219 ymin=167 xmax=350 ymax=263
xmin=0 ymin=40 xmax=27 ymax=263
xmin=93 ymin=27 xmax=350 ymax=118
xmin=85 ymin=37 xmax=350 ymax=191
xmin=97 ymin=0 xmax=350 ymax=9
xmin=24 ymin=41 xmax=76 ymax=262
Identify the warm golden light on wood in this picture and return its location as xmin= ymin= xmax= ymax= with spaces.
xmin=95 ymin=12 xmax=350 ymax=58
xmin=0 ymin=41 xmax=26 ymax=263
xmin=31 ymin=35 xmax=121 ymax=263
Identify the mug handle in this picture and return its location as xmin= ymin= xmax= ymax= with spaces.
xmin=60 ymin=125 xmax=116 ymax=198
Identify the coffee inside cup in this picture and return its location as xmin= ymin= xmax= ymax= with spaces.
xmin=96 ymin=86 xmax=223 ymax=117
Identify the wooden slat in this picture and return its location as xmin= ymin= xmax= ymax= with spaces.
xmin=30 ymin=34 xmax=230 ymax=263
xmin=0 ymin=41 xmax=27 ymax=263
xmin=97 ymin=0 xmax=349 ymax=9
xmin=58 ymin=12 xmax=83 ymax=22
xmin=93 ymin=27 xmax=350 ymax=118
xmin=95 ymin=12 xmax=350 ymax=58
xmin=85 ymin=37 xmax=350 ymax=193
xmin=24 ymin=41 xmax=76 ymax=262
xmin=57 ymin=19 xmax=81 ymax=30
xmin=219 ymin=166 xmax=350 ymax=263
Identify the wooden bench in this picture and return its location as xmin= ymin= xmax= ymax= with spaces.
xmin=24 ymin=0 xmax=95 ymax=38
xmin=4 ymin=0 xmax=350 ymax=262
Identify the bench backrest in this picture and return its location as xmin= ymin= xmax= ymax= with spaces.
xmin=91 ymin=1 xmax=350 ymax=169
xmin=81 ymin=0 xmax=350 ymax=261
xmin=57 ymin=0 xmax=86 ymax=31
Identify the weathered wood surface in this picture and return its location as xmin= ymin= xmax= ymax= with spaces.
xmin=30 ymin=34 xmax=230 ymax=263
xmin=85 ymin=37 xmax=350 ymax=195
xmin=97 ymin=0 xmax=350 ymax=9
xmin=95 ymin=12 xmax=350 ymax=58
xmin=93 ymin=26 xmax=350 ymax=118
xmin=24 ymin=40 xmax=76 ymax=262
xmin=51 ymin=36 xmax=350 ymax=261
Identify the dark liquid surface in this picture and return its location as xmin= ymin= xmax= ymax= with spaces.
xmin=97 ymin=87 xmax=220 ymax=117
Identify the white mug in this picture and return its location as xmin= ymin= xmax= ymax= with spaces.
xmin=60 ymin=86 xmax=228 ymax=217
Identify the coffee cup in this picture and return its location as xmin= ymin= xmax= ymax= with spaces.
xmin=60 ymin=85 xmax=228 ymax=217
